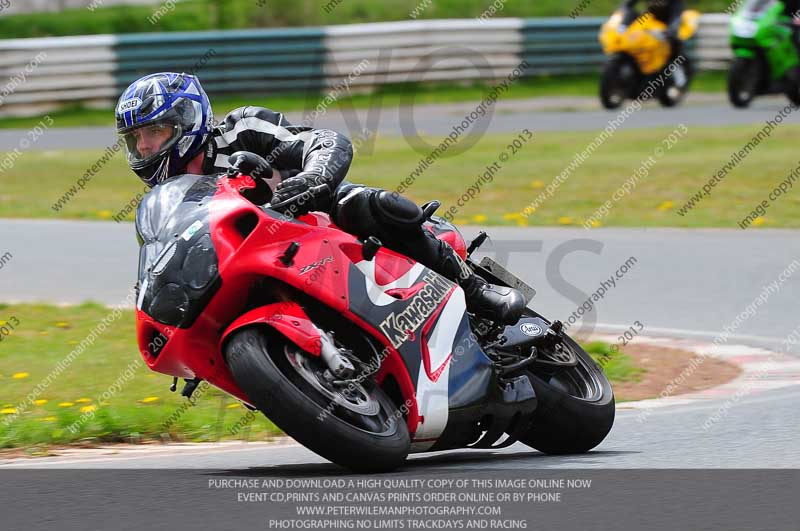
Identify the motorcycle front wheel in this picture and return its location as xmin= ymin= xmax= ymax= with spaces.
xmin=225 ymin=327 xmax=410 ymax=472
xmin=600 ymin=54 xmax=636 ymax=110
xmin=728 ymin=56 xmax=760 ymax=108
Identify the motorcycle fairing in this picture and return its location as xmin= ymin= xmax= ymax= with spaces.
xmin=135 ymin=173 xmax=497 ymax=448
xmin=731 ymin=0 xmax=798 ymax=78
xmin=600 ymin=9 xmax=700 ymax=74
xmin=136 ymin=174 xmax=221 ymax=328
xmin=219 ymin=302 xmax=323 ymax=356
xmin=345 ymin=257 xmax=494 ymax=451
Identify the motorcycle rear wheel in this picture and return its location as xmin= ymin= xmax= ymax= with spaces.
xmin=225 ymin=327 xmax=410 ymax=472
xmin=658 ymin=57 xmax=692 ymax=108
xmin=519 ymin=333 xmax=615 ymax=455
xmin=785 ymin=75 xmax=800 ymax=106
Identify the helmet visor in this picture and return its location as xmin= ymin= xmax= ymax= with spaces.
xmin=120 ymin=122 xmax=182 ymax=169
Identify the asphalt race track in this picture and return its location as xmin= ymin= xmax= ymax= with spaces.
xmin=1 ymin=93 xmax=799 ymax=152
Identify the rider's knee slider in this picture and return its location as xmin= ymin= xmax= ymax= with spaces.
xmin=369 ymin=191 xmax=424 ymax=231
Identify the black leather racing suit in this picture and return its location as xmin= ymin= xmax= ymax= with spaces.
xmin=784 ymin=0 xmax=800 ymax=53
xmin=201 ymin=106 xmax=525 ymax=324
xmin=622 ymin=0 xmax=685 ymax=28
xmin=199 ymin=105 xmax=352 ymax=193
xmin=785 ymin=0 xmax=800 ymax=18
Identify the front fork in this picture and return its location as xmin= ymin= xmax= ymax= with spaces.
xmin=316 ymin=328 xmax=356 ymax=379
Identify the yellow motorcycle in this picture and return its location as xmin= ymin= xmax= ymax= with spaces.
xmin=598 ymin=9 xmax=700 ymax=109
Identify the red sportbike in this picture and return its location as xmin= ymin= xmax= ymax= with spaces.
xmin=135 ymin=153 xmax=614 ymax=472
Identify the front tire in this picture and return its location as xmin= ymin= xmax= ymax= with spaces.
xmin=728 ymin=56 xmax=759 ymax=108
xmin=600 ymin=54 xmax=636 ymax=110
xmin=225 ymin=327 xmax=410 ymax=472
xmin=519 ymin=334 xmax=615 ymax=454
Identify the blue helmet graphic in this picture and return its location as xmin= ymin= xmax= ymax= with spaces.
xmin=116 ymin=73 xmax=214 ymax=187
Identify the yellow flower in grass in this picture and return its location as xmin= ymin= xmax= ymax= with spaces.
xmin=55 ymin=321 xmax=71 ymax=329
xmin=68 ymin=340 xmax=78 ymax=345
xmin=141 ymin=397 xmax=160 ymax=404
xmin=39 ymin=331 xmax=49 ymax=336
xmin=588 ymin=219 xmax=603 ymax=228
xmin=452 ymin=218 xmax=469 ymax=225
xmin=530 ymin=180 xmax=545 ymax=189
xmin=657 ymin=200 xmax=674 ymax=212
xmin=58 ymin=402 xmax=74 ymax=408
xmin=471 ymin=214 xmax=488 ymax=223
xmin=80 ymin=405 xmax=97 ymax=414
xmin=752 ymin=217 xmax=765 ymax=227
xmin=12 ymin=372 xmax=29 ymax=379
xmin=41 ymin=417 xmax=57 ymax=422
xmin=503 ymin=212 xmax=524 ymax=221
xmin=33 ymin=399 xmax=48 ymax=406
xmin=0 ymin=321 xmax=6 ymax=326
xmin=227 ymin=403 xmax=242 ymax=409
xmin=97 ymin=210 xmax=113 ymax=220
xmin=557 ymin=217 xmax=573 ymax=225
xmin=515 ymin=219 xmax=529 ymax=227
xmin=1 ymin=408 xmax=17 ymax=415
xmin=75 ymin=398 xmax=91 ymax=403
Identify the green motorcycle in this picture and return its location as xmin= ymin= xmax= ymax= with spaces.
xmin=728 ymin=0 xmax=800 ymax=107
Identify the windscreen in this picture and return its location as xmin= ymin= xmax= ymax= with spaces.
xmin=135 ymin=174 xmax=221 ymax=327
xmin=742 ymin=0 xmax=776 ymax=15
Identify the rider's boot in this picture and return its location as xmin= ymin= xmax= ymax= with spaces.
xmin=427 ymin=233 xmax=526 ymax=325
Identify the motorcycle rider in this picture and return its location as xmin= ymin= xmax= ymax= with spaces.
xmin=784 ymin=0 xmax=800 ymax=54
xmin=115 ymin=72 xmax=525 ymax=324
xmin=621 ymin=0 xmax=686 ymax=56
xmin=785 ymin=0 xmax=800 ymax=20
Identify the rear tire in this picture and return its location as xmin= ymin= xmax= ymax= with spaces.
xmin=728 ymin=57 xmax=759 ymax=108
xmin=519 ymin=334 xmax=615 ymax=454
xmin=785 ymin=76 xmax=800 ymax=106
xmin=225 ymin=327 xmax=410 ymax=472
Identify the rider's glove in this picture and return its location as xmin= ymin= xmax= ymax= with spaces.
xmin=271 ymin=173 xmax=332 ymax=216
xmin=273 ymin=175 xmax=311 ymax=203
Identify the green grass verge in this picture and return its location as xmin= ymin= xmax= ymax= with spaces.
xmin=0 ymin=0 xmax=735 ymax=39
xmin=3 ymin=123 xmax=798 ymax=228
xmin=0 ymin=303 xmax=279 ymax=451
xmin=0 ymin=72 xmax=728 ymax=131
xmin=584 ymin=341 xmax=644 ymax=384
xmin=0 ymin=303 xmax=640 ymax=450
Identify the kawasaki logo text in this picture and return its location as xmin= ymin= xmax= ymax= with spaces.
xmin=379 ymin=271 xmax=453 ymax=348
